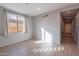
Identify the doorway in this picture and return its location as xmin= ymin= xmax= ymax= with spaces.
xmin=60 ymin=9 xmax=78 ymax=44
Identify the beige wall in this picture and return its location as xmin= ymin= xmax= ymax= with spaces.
xmin=64 ymin=23 xmax=72 ymax=33
xmin=75 ymin=11 xmax=79 ymax=46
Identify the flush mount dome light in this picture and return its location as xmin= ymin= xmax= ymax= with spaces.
xmin=38 ymin=8 xmax=40 ymax=10
xmin=67 ymin=10 xmax=70 ymax=13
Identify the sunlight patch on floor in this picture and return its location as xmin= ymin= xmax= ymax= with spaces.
xmin=32 ymin=46 xmax=65 ymax=53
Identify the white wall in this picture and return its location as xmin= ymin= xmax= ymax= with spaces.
xmin=26 ymin=16 xmax=33 ymax=34
xmin=0 ymin=4 xmax=79 ymax=47
xmin=0 ymin=7 xmax=33 ymax=47
xmin=0 ymin=8 xmax=6 ymax=36
xmin=0 ymin=33 xmax=32 ymax=47
xmin=33 ymin=11 xmax=60 ymax=44
xmin=32 ymin=4 xmax=79 ymax=44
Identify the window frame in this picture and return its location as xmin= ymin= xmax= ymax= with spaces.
xmin=7 ymin=12 xmax=25 ymax=33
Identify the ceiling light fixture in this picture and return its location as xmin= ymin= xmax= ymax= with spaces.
xmin=67 ymin=11 xmax=70 ymax=13
xmin=38 ymin=8 xmax=40 ymax=10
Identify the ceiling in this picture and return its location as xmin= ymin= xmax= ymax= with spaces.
xmin=0 ymin=3 xmax=77 ymax=16
xmin=61 ymin=9 xmax=79 ymax=23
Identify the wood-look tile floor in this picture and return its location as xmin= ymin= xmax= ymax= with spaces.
xmin=0 ymin=35 xmax=79 ymax=56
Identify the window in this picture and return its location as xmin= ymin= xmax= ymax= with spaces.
xmin=17 ymin=16 xmax=25 ymax=32
xmin=7 ymin=13 xmax=17 ymax=32
xmin=7 ymin=13 xmax=25 ymax=32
